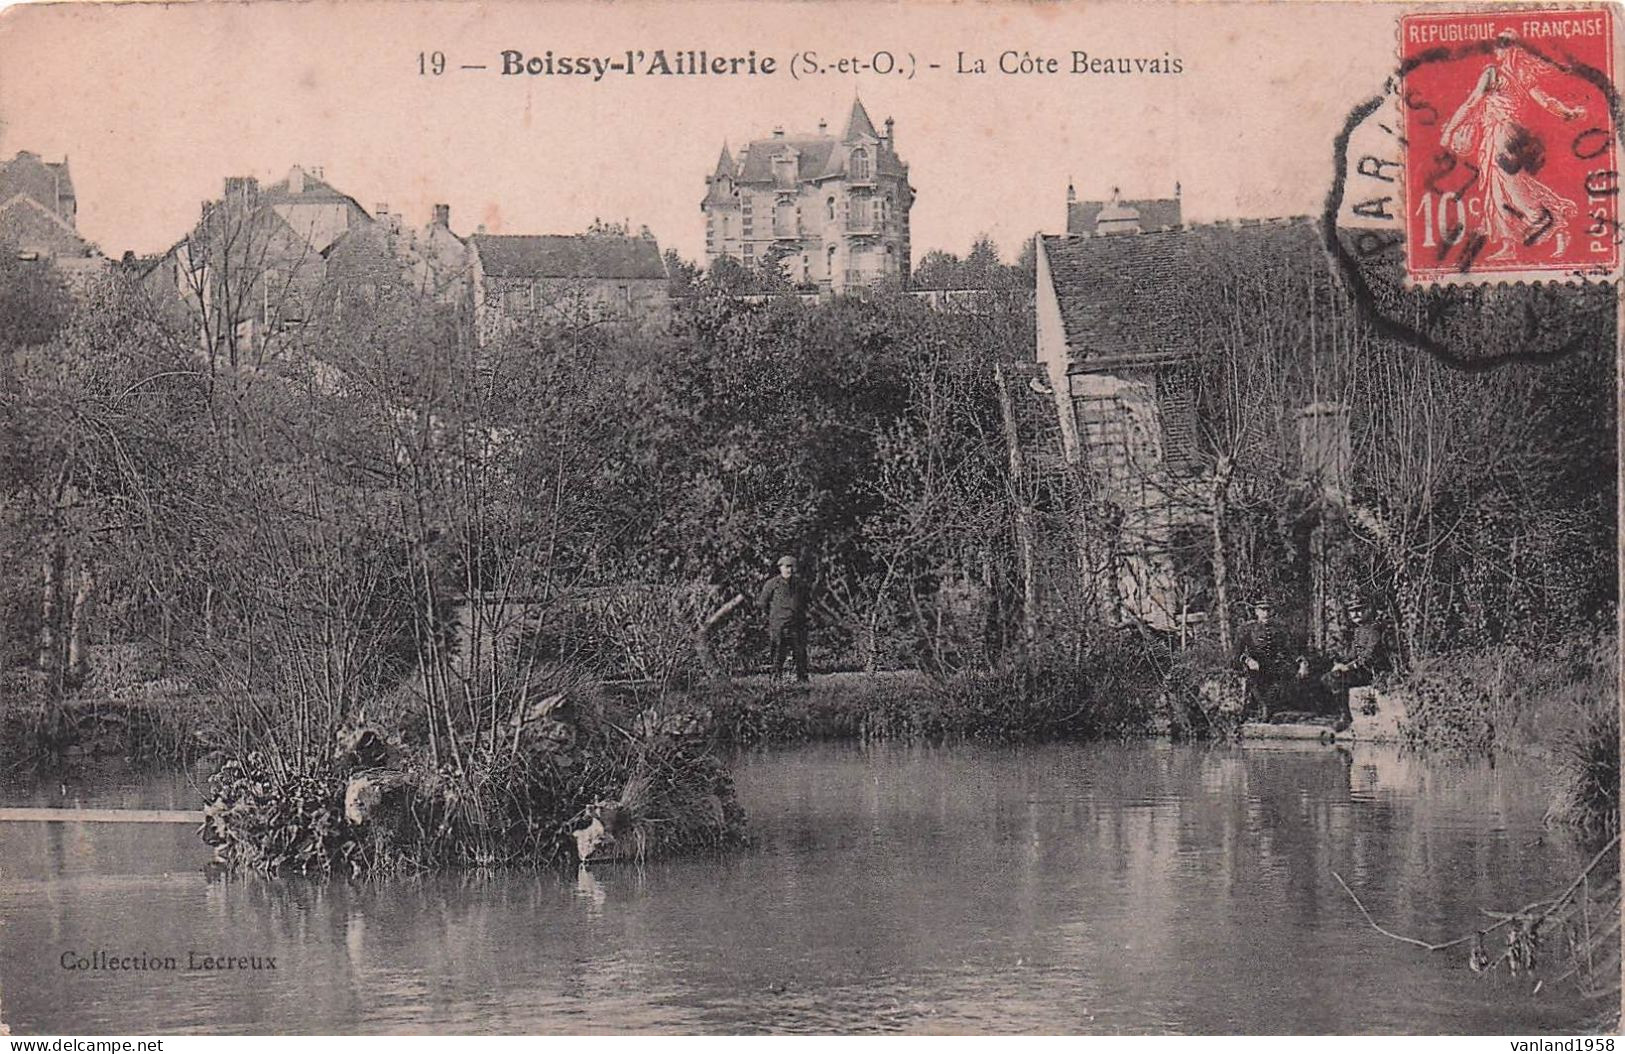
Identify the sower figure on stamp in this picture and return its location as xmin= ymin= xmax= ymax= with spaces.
xmin=1232 ymin=594 xmax=1307 ymax=722
xmin=1439 ymin=30 xmax=1586 ymax=261
xmin=757 ymin=555 xmax=810 ymax=683
xmin=1320 ymin=596 xmax=1387 ymax=731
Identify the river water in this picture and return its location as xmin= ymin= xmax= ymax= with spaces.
xmin=0 ymin=740 xmax=1601 ymax=1034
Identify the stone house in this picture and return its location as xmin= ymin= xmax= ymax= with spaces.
xmin=142 ymin=166 xmax=373 ymax=360
xmin=1035 ymin=213 xmax=1323 ymax=630
xmin=322 ymin=202 xmax=470 ymax=316
xmin=468 ymin=231 xmax=668 ymax=344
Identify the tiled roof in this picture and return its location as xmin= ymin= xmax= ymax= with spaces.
xmin=471 ymin=233 xmax=666 ymax=280
xmin=1041 ymin=218 xmax=1319 ymax=364
xmin=1068 ymin=197 xmax=1183 ymax=236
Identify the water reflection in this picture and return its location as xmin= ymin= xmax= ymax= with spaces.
xmin=0 ymin=742 xmax=1598 ymax=1034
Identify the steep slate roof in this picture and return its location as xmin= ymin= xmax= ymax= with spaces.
xmin=0 ymin=152 xmax=75 ymax=223
xmin=737 ymin=137 xmax=838 ymax=183
xmin=471 ymin=233 xmax=666 ymax=280
xmin=736 ymin=134 xmax=906 ymax=184
xmin=1068 ymin=197 xmax=1183 ymax=236
xmin=261 ymin=167 xmax=370 ymax=211
xmin=731 ymin=98 xmax=906 ymax=186
xmin=843 ymin=98 xmax=879 ymax=140
xmin=712 ymin=145 xmax=736 ymax=179
xmin=1041 ymin=218 xmax=1318 ymax=363
xmin=0 ymin=194 xmax=91 ymax=254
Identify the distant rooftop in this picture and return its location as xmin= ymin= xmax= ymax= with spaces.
xmin=471 ymin=232 xmax=666 ymax=281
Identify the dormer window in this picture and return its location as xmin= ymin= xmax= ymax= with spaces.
xmin=850 ymin=148 xmax=871 ymax=181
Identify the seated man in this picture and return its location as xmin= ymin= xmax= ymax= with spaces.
xmin=1233 ymin=594 xmax=1307 ymax=721
xmin=1320 ymin=596 xmax=1387 ymax=730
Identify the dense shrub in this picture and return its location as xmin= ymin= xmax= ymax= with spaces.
xmin=1396 ymin=629 xmax=1616 ymax=757
xmin=200 ymin=689 xmax=747 ymax=876
xmin=201 ymin=755 xmax=355 ymax=875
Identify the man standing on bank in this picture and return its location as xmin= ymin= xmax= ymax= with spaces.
xmin=758 ymin=554 xmax=810 ymax=683
xmin=1233 ymin=594 xmax=1307 ymax=721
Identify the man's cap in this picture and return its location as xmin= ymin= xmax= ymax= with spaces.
xmin=1249 ymin=593 xmax=1276 ymax=609
xmin=1345 ymin=595 xmax=1374 ymax=612
xmin=777 ymin=555 xmax=797 ymax=568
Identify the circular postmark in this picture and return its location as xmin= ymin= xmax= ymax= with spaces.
xmin=1325 ymin=9 xmax=1620 ymax=369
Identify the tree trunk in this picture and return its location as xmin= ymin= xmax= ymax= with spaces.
xmin=37 ymin=541 xmax=63 ymax=675
xmin=66 ymin=560 xmax=96 ymax=683
xmin=993 ymin=365 xmax=1038 ymax=648
xmin=1210 ymin=456 xmax=1234 ymax=656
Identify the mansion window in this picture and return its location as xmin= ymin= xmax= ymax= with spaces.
xmin=850 ymin=148 xmax=871 ymax=181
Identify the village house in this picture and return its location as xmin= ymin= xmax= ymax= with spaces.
xmin=142 ymin=165 xmax=373 ymax=361
xmin=702 ymin=98 xmax=914 ymax=292
xmin=322 ymin=201 xmax=470 ymax=315
xmin=0 ymin=151 xmax=105 ymax=288
xmin=468 ymin=230 xmax=668 ymax=344
xmin=1034 ymin=202 xmax=1326 ymax=631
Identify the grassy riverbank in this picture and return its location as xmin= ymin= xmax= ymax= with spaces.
xmin=6 ymin=626 xmax=1613 ymax=871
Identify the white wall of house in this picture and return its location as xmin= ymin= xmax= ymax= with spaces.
xmin=1033 ymin=238 xmax=1079 ymax=460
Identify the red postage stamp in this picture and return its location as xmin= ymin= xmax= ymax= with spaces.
xmin=1399 ymin=8 xmax=1620 ymax=283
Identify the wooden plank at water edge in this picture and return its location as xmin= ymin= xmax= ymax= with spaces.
xmin=0 ymin=807 xmax=203 ymax=824
xmin=1240 ymin=722 xmax=1338 ymax=742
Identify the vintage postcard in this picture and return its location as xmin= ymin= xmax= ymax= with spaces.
xmin=0 ymin=0 xmax=1619 ymax=1038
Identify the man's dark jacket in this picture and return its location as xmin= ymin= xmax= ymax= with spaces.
xmin=757 ymin=576 xmax=809 ymax=629
xmin=1233 ymin=620 xmax=1298 ymax=677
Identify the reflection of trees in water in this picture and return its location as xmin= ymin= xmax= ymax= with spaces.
xmin=3 ymin=745 xmax=1596 ymax=1032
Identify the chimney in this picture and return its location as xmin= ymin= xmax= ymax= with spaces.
xmin=772 ymin=125 xmax=785 ymax=138
xmin=375 ymin=202 xmax=390 ymax=217
xmin=884 ymin=116 xmax=895 ymax=146
xmin=288 ymin=165 xmax=305 ymax=195
xmin=432 ymin=203 xmax=450 ymax=227
xmin=818 ymin=118 xmax=828 ymax=134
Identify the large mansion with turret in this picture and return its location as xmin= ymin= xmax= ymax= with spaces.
xmin=702 ymin=99 xmax=914 ymax=293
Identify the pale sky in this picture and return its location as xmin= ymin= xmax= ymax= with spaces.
xmin=0 ymin=0 xmax=1402 ymax=264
